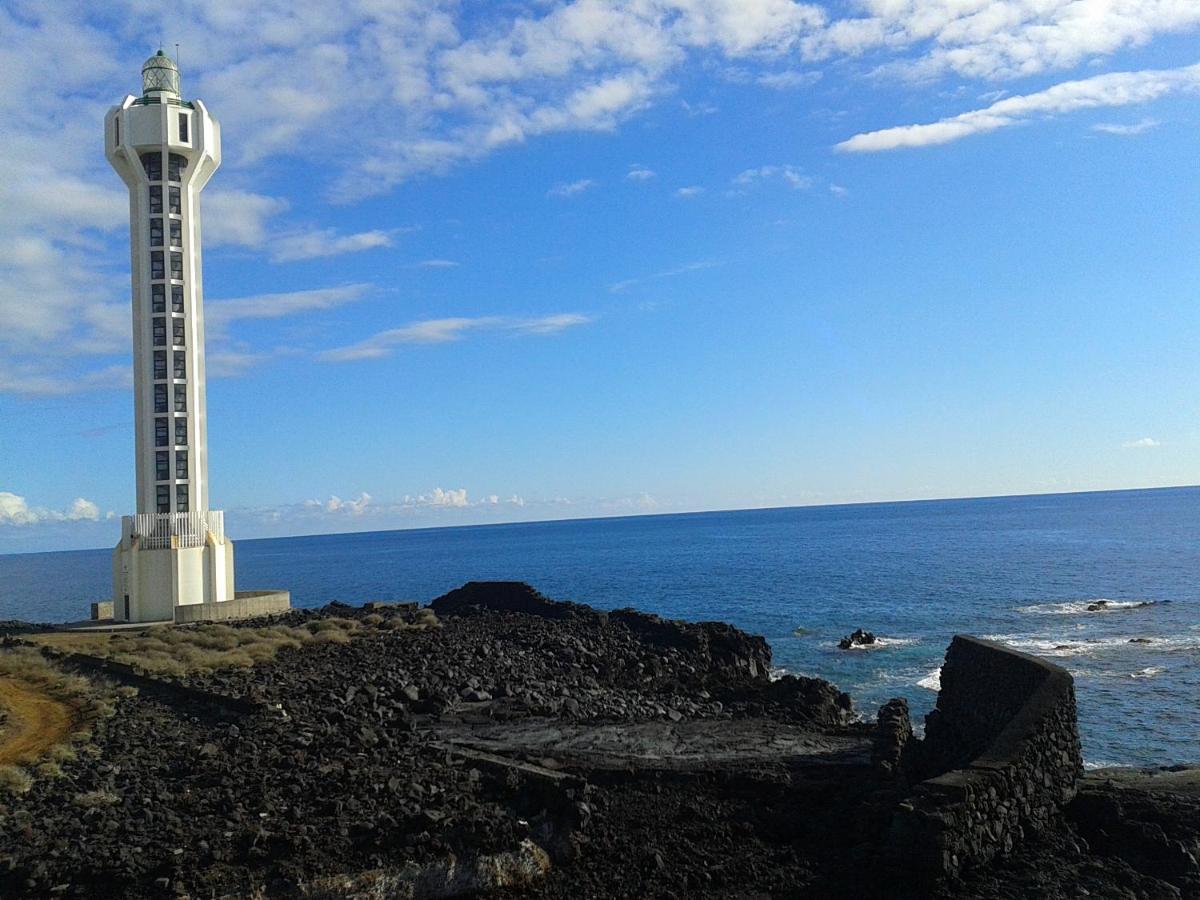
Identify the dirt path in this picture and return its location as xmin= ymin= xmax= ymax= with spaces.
xmin=0 ymin=677 xmax=75 ymax=766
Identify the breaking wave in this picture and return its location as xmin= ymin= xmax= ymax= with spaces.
xmin=1130 ymin=666 xmax=1165 ymax=679
xmin=982 ymin=634 xmax=1200 ymax=657
xmin=916 ymin=669 xmax=941 ymax=691
xmin=827 ymin=636 xmax=922 ymax=651
xmin=1017 ymin=599 xmax=1169 ymax=616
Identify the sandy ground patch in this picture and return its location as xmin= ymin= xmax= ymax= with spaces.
xmin=0 ymin=676 xmax=76 ymax=766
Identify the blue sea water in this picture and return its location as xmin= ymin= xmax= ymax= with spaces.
xmin=1 ymin=487 xmax=1197 ymax=767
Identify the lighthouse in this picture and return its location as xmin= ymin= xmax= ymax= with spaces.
xmin=105 ymin=52 xmax=287 ymax=623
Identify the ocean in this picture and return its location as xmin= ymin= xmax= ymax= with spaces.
xmin=1 ymin=486 xmax=1196 ymax=767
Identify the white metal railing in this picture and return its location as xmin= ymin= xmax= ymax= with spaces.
xmin=129 ymin=510 xmax=223 ymax=549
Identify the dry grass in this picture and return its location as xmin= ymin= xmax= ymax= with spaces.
xmin=24 ymin=611 xmax=436 ymax=678
xmin=0 ymin=764 xmax=33 ymax=795
xmin=0 ymin=645 xmax=124 ymax=788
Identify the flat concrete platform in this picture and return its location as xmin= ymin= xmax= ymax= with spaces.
xmin=432 ymin=718 xmax=872 ymax=771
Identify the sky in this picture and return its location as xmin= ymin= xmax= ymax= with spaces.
xmin=1 ymin=0 xmax=1198 ymax=554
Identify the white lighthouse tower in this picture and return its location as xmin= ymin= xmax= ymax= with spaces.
xmin=105 ymin=52 xmax=240 ymax=623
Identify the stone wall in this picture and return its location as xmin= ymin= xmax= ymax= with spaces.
xmin=889 ymin=635 xmax=1083 ymax=878
xmin=172 ymin=590 xmax=291 ymax=623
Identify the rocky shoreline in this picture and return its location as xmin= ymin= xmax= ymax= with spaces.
xmin=0 ymin=583 xmax=1196 ymax=898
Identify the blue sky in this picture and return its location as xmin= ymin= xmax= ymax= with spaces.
xmin=2 ymin=1 xmax=1198 ymax=553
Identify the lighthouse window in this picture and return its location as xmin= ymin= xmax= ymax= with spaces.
xmin=153 ymin=317 xmax=166 ymax=346
xmin=170 ymin=252 xmax=183 ymax=279
xmin=151 ymin=251 xmax=164 ymax=279
xmin=152 ymin=284 xmax=165 ymax=313
xmin=141 ymin=152 xmax=162 ymax=181
xmin=114 ymin=117 xmax=119 ymax=147
xmin=173 ymin=350 xmax=186 ymax=379
xmin=157 ymin=485 xmax=170 ymax=513
xmin=175 ymin=417 xmax=188 ymax=447
xmin=155 ymin=451 xmax=170 ymax=481
xmin=149 ymin=185 xmax=162 ymax=214
xmin=169 ymin=187 xmax=181 ymax=214
xmin=173 ymin=318 xmax=185 ymax=346
xmin=154 ymin=383 xmax=168 ymax=413
xmin=175 ymin=485 xmax=189 ymax=513
xmin=153 ymin=350 xmax=167 ymax=379
xmin=149 ymin=219 xmax=163 ymax=247
xmin=168 ymin=153 xmax=187 ymax=182
xmin=178 ymin=113 xmax=189 ymax=143
xmin=174 ymin=384 xmax=187 ymax=412
xmin=175 ymin=450 xmax=189 ymax=480
xmin=169 ymin=220 xmax=182 ymax=247
xmin=172 ymin=285 xmax=184 ymax=312
xmin=155 ymin=417 xmax=169 ymax=447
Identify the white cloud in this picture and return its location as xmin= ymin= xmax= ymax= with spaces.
xmin=204 ymin=190 xmax=290 ymax=246
xmin=732 ymin=164 xmax=812 ymax=189
xmin=757 ymin=69 xmax=820 ymax=89
xmin=1122 ymin=437 xmax=1161 ymax=449
xmin=271 ymin=228 xmax=395 ymax=262
xmin=548 ymin=178 xmax=598 ymax=198
xmin=626 ymin=164 xmax=656 ymax=181
xmin=0 ymin=492 xmax=104 ymax=526
xmin=207 ymin=285 xmax=371 ymax=331
xmin=320 ymin=492 xmax=373 ymax=515
xmin=1092 ymin=118 xmax=1161 ymax=135
xmin=838 ymin=63 xmax=1200 ymax=152
xmin=411 ymin=487 xmax=469 ymax=508
xmin=414 ymin=258 xmax=460 ymax=268
xmin=675 ymin=185 xmax=704 ymax=198
xmin=829 ymin=183 xmax=848 ymax=198
xmin=804 ymin=0 xmax=1200 ymax=81
xmin=319 ymin=313 xmax=593 ymax=362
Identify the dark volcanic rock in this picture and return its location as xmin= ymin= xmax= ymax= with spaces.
xmin=838 ymin=628 xmax=876 ymax=650
xmin=431 ymin=581 xmax=600 ymax=621
xmin=872 ymin=697 xmax=913 ymax=777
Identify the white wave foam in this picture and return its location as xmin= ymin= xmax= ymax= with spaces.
xmin=916 ymin=669 xmax=941 ymax=691
xmin=832 ymin=636 xmax=922 ymax=651
xmin=1130 ymin=666 xmax=1165 ymax=679
xmin=984 ymin=634 xmax=1199 ymax=657
xmin=1017 ymin=599 xmax=1166 ymax=616
xmin=1083 ymin=761 xmax=1133 ymax=771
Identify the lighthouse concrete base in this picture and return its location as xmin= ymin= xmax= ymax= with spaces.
xmin=111 ymin=537 xmax=235 ymax=624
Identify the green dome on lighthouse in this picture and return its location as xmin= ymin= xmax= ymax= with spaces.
xmin=142 ymin=49 xmax=180 ymax=96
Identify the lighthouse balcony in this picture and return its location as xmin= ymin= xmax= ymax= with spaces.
xmin=122 ymin=510 xmax=225 ymax=549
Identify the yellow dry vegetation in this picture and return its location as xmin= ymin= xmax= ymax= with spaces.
xmin=0 ymin=647 xmax=113 ymax=793
xmin=26 ymin=609 xmax=438 ymax=678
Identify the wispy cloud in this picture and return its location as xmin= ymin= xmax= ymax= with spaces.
xmin=292 ymin=487 xmax=525 ymax=519
xmin=675 ymin=185 xmax=704 ymax=198
xmin=548 ymin=178 xmax=598 ymax=198
xmin=732 ymin=165 xmax=812 ymax=190
xmin=1122 ymin=437 xmax=1161 ymax=449
xmin=319 ymin=313 xmax=593 ymax=362
xmin=626 ymin=164 xmax=656 ymax=181
xmin=1092 ymin=118 xmax=1161 ymax=136
xmin=271 ymin=228 xmax=395 ymax=262
xmin=757 ymin=70 xmax=819 ymax=90
xmin=207 ymin=285 xmax=372 ymax=332
xmin=838 ymin=63 xmax=1200 ymax=153
xmin=610 ymin=260 xmax=722 ymax=293
xmin=413 ymin=259 xmax=460 ymax=268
